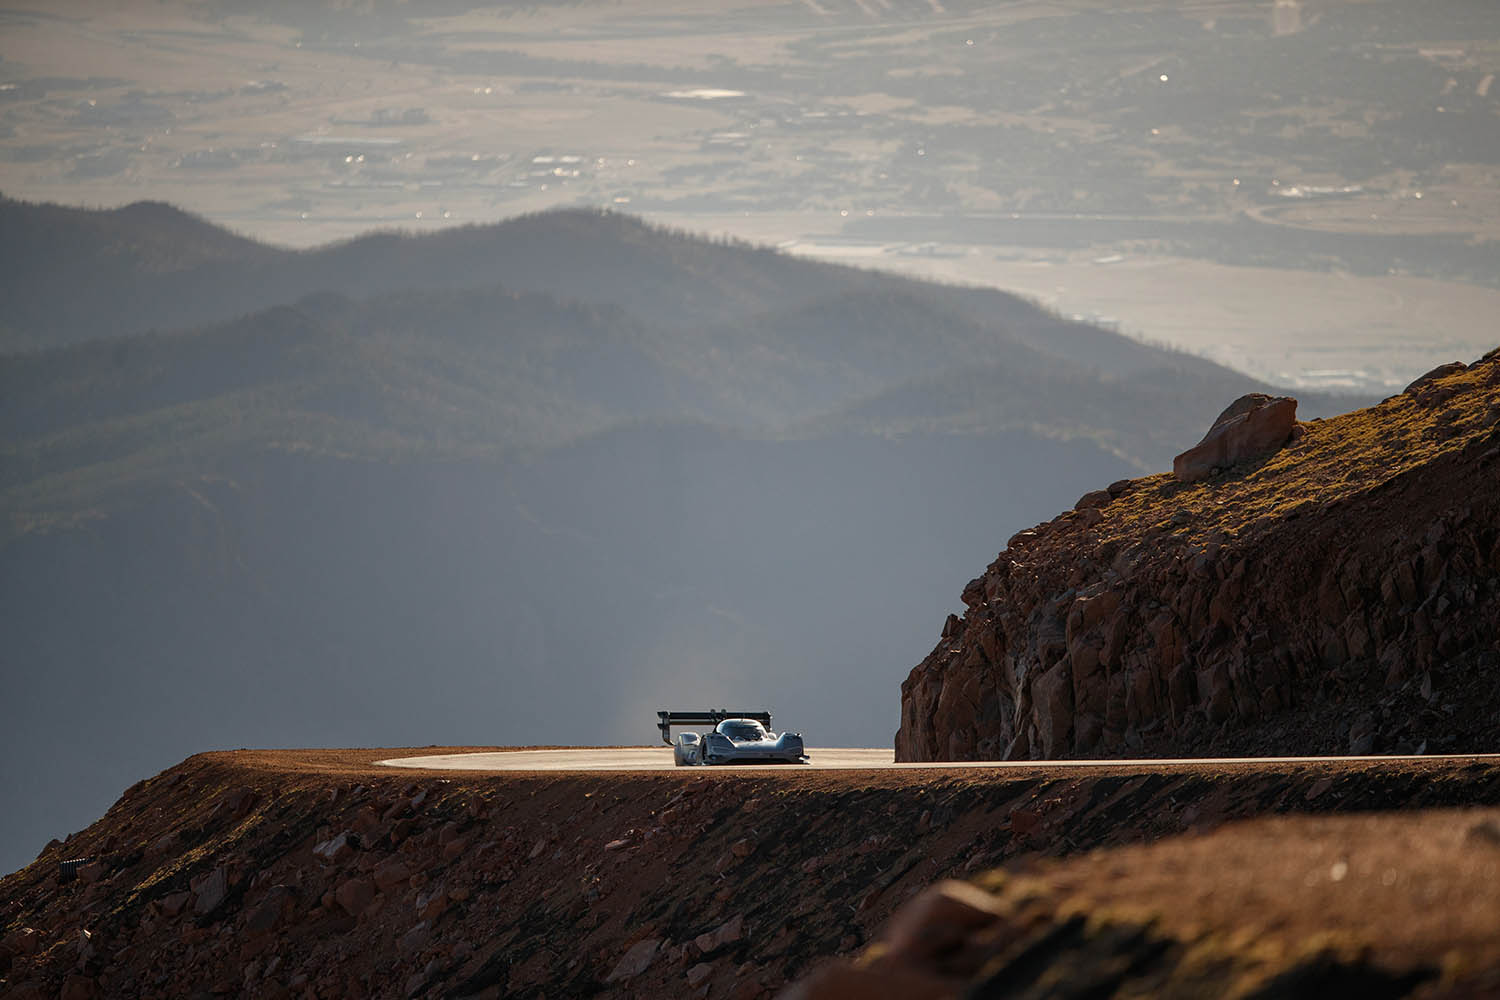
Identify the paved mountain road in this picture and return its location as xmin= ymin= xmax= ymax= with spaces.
xmin=379 ymin=748 xmax=889 ymax=770
xmin=379 ymin=748 xmax=1500 ymax=772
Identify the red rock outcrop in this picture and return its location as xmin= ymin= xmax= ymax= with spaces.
xmin=1172 ymin=392 xmax=1297 ymax=482
xmin=897 ymin=352 xmax=1500 ymax=762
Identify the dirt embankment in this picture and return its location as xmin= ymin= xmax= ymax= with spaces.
xmin=790 ymin=806 xmax=1500 ymax=1000
xmin=898 ymin=352 xmax=1500 ymax=764
xmin=4 ymin=750 xmax=1500 ymax=998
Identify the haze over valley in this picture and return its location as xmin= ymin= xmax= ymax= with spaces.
xmin=2 ymin=201 xmax=1365 ymax=876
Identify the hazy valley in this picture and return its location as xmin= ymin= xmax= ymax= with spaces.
xmin=1 ymin=198 xmax=1373 ymax=878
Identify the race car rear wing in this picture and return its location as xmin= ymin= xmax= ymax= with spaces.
xmin=658 ymin=710 xmax=773 ymax=745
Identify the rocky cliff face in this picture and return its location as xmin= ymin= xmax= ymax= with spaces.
xmin=897 ymin=351 xmax=1500 ymax=762
xmin=6 ymin=751 xmax=1500 ymax=999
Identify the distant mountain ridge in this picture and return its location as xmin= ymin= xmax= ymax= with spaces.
xmin=1 ymin=200 xmax=1361 ymax=522
xmin=2 ymin=197 xmax=927 ymax=351
xmin=0 ymin=196 xmax=1323 ymax=382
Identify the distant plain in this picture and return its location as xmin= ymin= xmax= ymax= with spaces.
xmin=3 ymin=0 xmax=1499 ymax=391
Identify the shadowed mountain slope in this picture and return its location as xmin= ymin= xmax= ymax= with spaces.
xmin=804 ymin=359 xmax=1360 ymax=470
xmin=2 ymin=198 xmax=1070 ymax=352
xmin=0 ymin=200 xmax=1370 ymax=877
xmin=4 ymin=254 xmax=1364 ymax=530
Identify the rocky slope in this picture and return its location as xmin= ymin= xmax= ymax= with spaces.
xmin=897 ymin=351 xmax=1500 ymax=763
xmin=5 ymin=751 xmax=1500 ymax=999
xmin=790 ymin=806 xmax=1500 ymax=999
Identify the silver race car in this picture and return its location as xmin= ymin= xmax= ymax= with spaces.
xmin=658 ymin=710 xmax=809 ymax=765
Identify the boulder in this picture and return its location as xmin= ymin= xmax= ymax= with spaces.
xmin=159 ymin=892 xmax=191 ymax=918
xmin=334 ymin=877 xmax=375 ymax=917
xmin=416 ymin=884 xmax=448 ymax=921
xmin=313 ymin=832 xmax=358 ymax=863
xmin=882 ymin=881 xmax=1006 ymax=963
xmin=1075 ymin=489 xmax=1113 ymax=511
xmin=399 ymin=922 xmax=431 ymax=955
xmin=190 ymin=867 xmax=228 ymax=916
xmin=607 ymin=938 xmax=661 ymax=982
xmin=1404 ymin=361 xmax=1466 ymax=395
xmin=1173 ymin=394 xmax=1297 ymax=483
xmin=244 ymin=886 xmax=296 ymax=937
xmin=781 ymin=881 xmax=1008 ymax=999
xmin=695 ymin=915 xmax=745 ymax=955
xmin=440 ymin=835 xmax=470 ymax=861
xmin=372 ymin=857 xmax=411 ymax=892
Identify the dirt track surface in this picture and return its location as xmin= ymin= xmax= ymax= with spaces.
xmin=379 ymin=747 xmax=1500 ymax=772
xmin=380 ymin=747 xmax=891 ymax=770
xmin=211 ymin=746 xmax=1500 ymax=789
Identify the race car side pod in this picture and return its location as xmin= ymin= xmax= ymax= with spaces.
xmin=657 ymin=710 xmax=774 ymax=745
